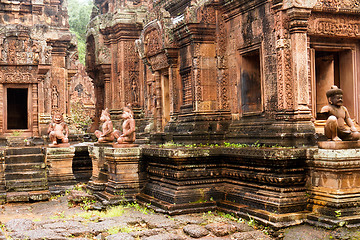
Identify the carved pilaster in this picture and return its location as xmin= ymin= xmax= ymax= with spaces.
xmin=154 ymin=71 xmax=162 ymax=132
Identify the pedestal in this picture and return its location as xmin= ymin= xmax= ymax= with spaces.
xmin=307 ymin=148 xmax=360 ymax=228
xmin=96 ymin=147 xmax=143 ymax=204
xmin=45 ymin=147 xmax=76 ymax=193
xmin=87 ymin=145 xmax=108 ymax=193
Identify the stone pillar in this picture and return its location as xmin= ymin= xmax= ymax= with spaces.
xmin=307 ymin=149 xmax=360 ymax=228
xmin=88 ymin=145 xmax=108 ymax=193
xmin=45 ymin=147 xmax=76 ymax=192
xmin=154 ymin=71 xmax=162 ymax=132
xmin=287 ymin=7 xmax=312 ymax=118
xmin=97 ymin=147 xmax=142 ymax=203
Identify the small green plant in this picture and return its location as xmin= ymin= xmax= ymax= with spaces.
xmin=11 ymin=130 xmax=23 ymax=137
xmin=247 ymin=214 xmax=257 ymax=228
xmin=125 ymin=202 xmax=154 ymax=215
xmin=335 ymin=210 xmax=342 ymax=218
xmin=50 ymin=194 xmax=63 ymax=201
xmin=80 ymin=199 xmax=96 ymax=211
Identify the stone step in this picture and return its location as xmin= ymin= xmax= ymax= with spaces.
xmin=5 ymin=154 xmax=44 ymax=164
xmin=5 ymin=147 xmax=43 ymax=156
xmin=5 ymin=171 xmax=46 ymax=181
xmin=5 ymin=162 xmax=45 ymax=172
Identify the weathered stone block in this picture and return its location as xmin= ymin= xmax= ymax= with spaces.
xmin=87 ymin=145 xmax=108 ymax=193
xmin=98 ymin=147 xmax=143 ymax=202
xmin=45 ymin=147 xmax=76 ymax=187
xmin=307 ymin=148 xmax=360 ymax=228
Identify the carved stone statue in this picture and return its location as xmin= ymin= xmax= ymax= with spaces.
xmin=321 ymin=85 xmax=360 ymax=141
xmin=95 ymin=108 xmax=116 ymax=143
xmin=48 ymin=112 xmax=69 ymax=146
xmin=114 ymin=105 xmax=136 ymax=144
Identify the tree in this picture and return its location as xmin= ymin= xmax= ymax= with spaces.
xmin=67 ymin=0 xmax=93 ymax=64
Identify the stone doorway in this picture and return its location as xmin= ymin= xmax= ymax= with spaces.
xmin=311 ymin=47 xmax=356 ymax=120
xmin=6 ymin=88 xmax=28 ymax=130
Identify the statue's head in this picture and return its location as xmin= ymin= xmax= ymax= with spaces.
xmin=326 ymin=85 xmax=343 ymax=106
xmin=52 ymin=112 xmax=64 ymax=124
xmin=122 ymin=105 xmax=133 ymax=120
xmin=100 ymin=108 xmax=111 ymax=122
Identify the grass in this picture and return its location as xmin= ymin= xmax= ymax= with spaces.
xmin=159 ymin=141 xmax=294 ymax=149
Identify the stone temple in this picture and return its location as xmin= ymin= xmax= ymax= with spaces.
xmin=2 ymin=0 xmax=360 ymax=231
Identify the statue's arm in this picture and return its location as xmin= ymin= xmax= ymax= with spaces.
xmin=344 ymin=107 xmax=358 ymax=132
xmin=101 ymin=121 xmax=113 ymax=136
xmin=47 ymin=123 xmax=54 ymax=134
xmin=122 ymin=120 xmax=135 ymax=136
xmin=64 ymin=123 xmax=69 ymax=138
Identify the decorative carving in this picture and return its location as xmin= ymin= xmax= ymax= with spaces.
xmin=314 ymin=0 xmax=360 ymax=10
xmin=51 ymin=85 xmax=59 ymax=110
xmin=274 ymin=11 xmax=294 ymax=110
xmin=181 ymin=70 xmax=192 ymax=105
xmin=308 ymin=15 xmax=360 ymax=38
xmin=144 ymin=28 xmax=162 ymax=57
xmin=0 ymin=66 xmax=37 ymax=84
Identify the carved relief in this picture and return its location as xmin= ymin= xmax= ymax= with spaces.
xmin=193 ymin=43 xmax=202 ymax=105
xmin=198 ymin=5 xmax=216 ymax=25
xmin=0 ymin=66 xmax=37 ymax=84
xmin=51 ymin=85 xmax=59 ymax=110
xmin=123 ymin=41 xmax=140 ymax=107
xmin=216 ymin=12 xmax=229 ymax=110
xmin=314 ymin=0 xmax=360 ymax=10
xmin=181 ymin=70 xmax=192 ymax=105
xmin=274 ymin=11 xmax=294 ymax=110
xmin=308 ymin=14 xmax=360 ymax=38
xmin=144 ymin=28 xmax=162 ymax=57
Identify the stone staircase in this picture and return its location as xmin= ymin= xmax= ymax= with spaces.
xmin=4 ymin=147 xmax=50 ymax=202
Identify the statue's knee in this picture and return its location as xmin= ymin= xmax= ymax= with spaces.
xmin=327 ymin=115 xmax=338 ymax=125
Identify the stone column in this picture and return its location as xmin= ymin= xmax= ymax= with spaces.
xmin=97 ymin=147 xmax=142 ymax=203
xmin=307 ymin=149 xmax=360 ymax=228
xmin=287 ymin=7 xmax=312 ymax=119
xmin=45 ymin=147 xmax=76 ymax=192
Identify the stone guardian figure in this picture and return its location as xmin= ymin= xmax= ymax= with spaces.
xmin=320 ymin=85 xmax=360 ymax=141
xmin=114 ymin=105 xmax=136 ymax=144
xmin=95 ymin=108 xmax=116 ymax=143
xmin=48 ymin=112 xmax=69 ymax=146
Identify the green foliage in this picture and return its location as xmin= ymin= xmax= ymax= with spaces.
xmin=69 ymin=102 xmax=92 ymax=133
xmin=67 ymin=0 xmax=93 ymax=64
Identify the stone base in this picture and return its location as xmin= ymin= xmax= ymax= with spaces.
xmin=98 ymin=147 xmax=142 ymax=202
xmin=318 ymin=140 xmax=360 ymax=149
xmin=218 ymin=200 xmax=308 ymax=229
xmin=87 ymin=180 xmax=107 ymax=193
xmin=112 ymin=143 xmax=138 ymax=148
xmin=307 ymin=148 xmax=360 ymax=228
xmin=6 ymin=190 xmax=50 ymax=202
xmin=45 ymin=147 xmax=76 ymax=187
xmin=137 ymin=193 xmax=217 ymax=215
xmin=48 ymin=143 xmax=71 ymax=148
xmin=307 ymin=214 xmax=360 ymax=229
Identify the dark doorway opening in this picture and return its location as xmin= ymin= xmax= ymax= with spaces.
xmin=7 ymin=88 xmax=28 ymax=129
